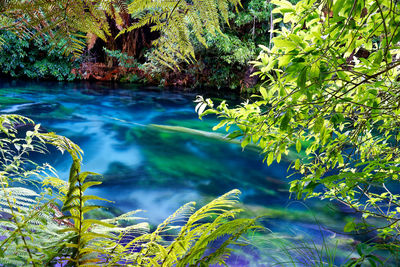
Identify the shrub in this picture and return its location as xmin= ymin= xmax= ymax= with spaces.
xmin=0 ymin=31 xmax=77 ymax=81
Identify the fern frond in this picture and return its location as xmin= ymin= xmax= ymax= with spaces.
xmin=0 ymin=0 xmax=111 ymax=57
xmin=118 ymin=189 xmax=258 ymax=266
xmin=125 ymin=0 xmax=240 ymax=67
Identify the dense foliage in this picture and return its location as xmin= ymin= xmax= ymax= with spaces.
xmin=0 ymin=114 xmax=258 ymax=266
xmin=105 ymin=0 xmax=287 ymax=89
xmin=1 ymin=0 xmax=267 ymax=89
xmin=198 ymin=0 xmax=400 ymax=263
xmin=124 ymin=0 xmax=241 ymax=68
xmin=189 ymin=0 xmax=294 ymax=90
xmin=185 ymin=0 xmax=272 ymax=90
xmin=0 ymin=0 xmax=241 ymax=64
xmin=0 ymin=31 xmax=77 ymax=80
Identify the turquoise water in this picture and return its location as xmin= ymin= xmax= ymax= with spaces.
xmin=0 ymin=79 xmax=356 ymax=265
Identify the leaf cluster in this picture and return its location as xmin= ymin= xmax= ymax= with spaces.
xmin=0 ymin=30 xmax=77 ymax=80
xmin=197 ymin=0 xmax=400 ymax=259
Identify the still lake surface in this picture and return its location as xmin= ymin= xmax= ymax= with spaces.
xmin=0 ymin=79 xmax=355 ymax=265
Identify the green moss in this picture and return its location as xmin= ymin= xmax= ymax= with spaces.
xmin=0 ymin=97 xmax=33 ymax=105
xmin=47 ymin=105 xmax=75 ymax=118
xmin=146 ymin=153 xmax=219 ymax=179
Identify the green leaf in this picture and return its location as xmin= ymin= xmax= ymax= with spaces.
xmin=344 ymin=219 xmax=355 ymax=232
xmin=259 ymin=87 xmax=268 ymax=99
xmin=82 ymin=205 xmax=103 ymax=214
xmin=373 ymin=50 xmax=383 ymax=66
xmin=294 ymin=159 xmax=300 ymax=170
xmin=310 ymin=60 xmax=320 ymax=78
xmin=278 ymin=54 xmax=292 ymax=67
xmin=288 ymin=34 xmax=305 ymax=49
xmin=241 ymin=136 xmax=251 ymax=148
xmin=273 ymin=38 xmax=298 ymax=51
xmin=270 ymin=0 xmax=293 ymax=8
xmin=279 ymin=8 xmax=295 ymax=14
xmin=226 ymin=130 xmax=243 ymax=139
xmin=333 ymin=0 xmax=345 ymax=16
xmin=78 ymin=171 xmax=99 ymax=183
xmin=83 ymin=219 xmax=115 ymax=229
xmin=199 ymin=109 xmax=216 ymax=119
xmin=297 ymin=67 xmax=307 ymax=90
xmin=296 ymin=139 xmax=301 ymax=153
xmin=338 ymin=154 xmax=344 ymax=166
xmin=313 ymin=117 xmax=324 ymax=134
xmin=267 ymin=152 xmax=274 ymax=166
xmin=337 ymin=70 xmax=349 ymax=81
xmin=280 ymin=111 xmax=291 ymax=131
xmin=81 ymin=181 xmax=102 ymax=192
xmin=276 ymin=152 xmax=282 ymax=163
xmin=393 ymin=29 xmax=400 ymax=44
xmin=82 ymin=195 xmax=110 ymax=203
xmin=367 ymin=255 xmax=383 ymax=265
xmin=368 ymin=258 xmax=377 ymax=267
xmin=212 ymin=120 xmax=227 ymax=131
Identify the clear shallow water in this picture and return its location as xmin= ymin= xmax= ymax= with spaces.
xmin=0 ymin=79 xmax=356 ymax=265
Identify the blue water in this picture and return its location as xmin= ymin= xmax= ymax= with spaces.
xmin=0 ymin=79 xmax=356 ymax=265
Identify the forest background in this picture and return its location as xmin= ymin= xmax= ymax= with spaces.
xmin=0 ymin=0 xmax=285 ymax=91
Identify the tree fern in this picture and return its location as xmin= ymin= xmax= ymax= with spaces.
xmin=125 ymin=0 xmax=241 ymax=68
xmin=0 ymin=0 xmax=241 ymax=66
xmin=0 ymin=0 xmax=111 ymax=57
